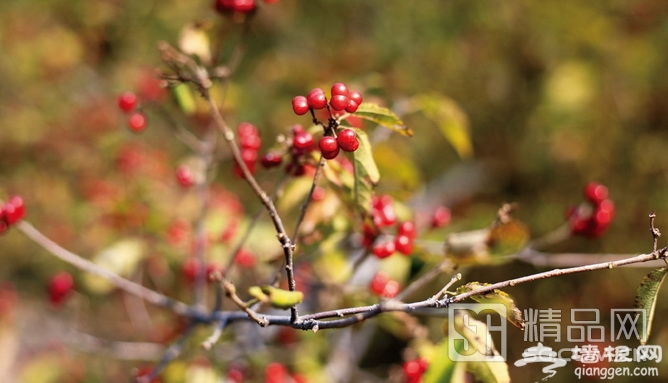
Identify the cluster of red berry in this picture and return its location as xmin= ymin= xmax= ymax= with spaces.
xmin=291 ymin=82 xmax=362 ymax=160
xmin=117 ymin=91 xmax=147 ymax=133
xmin=568 ymin=182 xmax=615 ymax=238
xmin=292 ymin=82 xmax=363 ymax=116
xmin=369 ymin=271 xmax=401 ymax=299
xmin=0 ymin=196 xmax=25 ymax=234
xmin=402 ymin=358 xmax=429 ymax=383
xmin=234 ymin=122 xmax=262 ymax=178
xmin=48 ymin=271 xmax=74 ymax=307
xmin=364 ymin=195 xmax=417 ymax=259
xmin=214 ymin=0 xmax=279 ymax=15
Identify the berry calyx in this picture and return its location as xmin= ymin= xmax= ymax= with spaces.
xmin=336 ymin=128 xmax=359 ymax=152
xmin=128 ymin=112 xmax=147 ymax=133
xmin=318 ymin=136 xmax=340 ymax=159
xmin=292 ymin=96 xmax=309 ymax=116
xmin=307 ymin=88 xmax=327 ymax=109
xmin=117 ymin=91 xmax=138 ymax=113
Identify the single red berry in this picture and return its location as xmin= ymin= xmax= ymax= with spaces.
xmin=331 ymin=82 xmax=349 ymax=97
xmin=373 ymin=203 xmax=397 ymax=228
xmin=181 ymin=258 xmax=200 ymax=283
xmin=395 ymin=235 xmax=414 ymax=255
xmin=128 ymin=112 xmax=147 ymax=132
xmin=329 ymin=94 xmax=349 ymax=111
xmin=265 ymin=362 xmax=288 ymax=383
xmin=235 ymin=248 xmax=256 ymax=268
xmin=311 ymin=186 xmax=326 ymax=201
xmin=372 ymin=240 xmax=396 ymax=259
xmin=431 ymin=206 xmax=451 ymax=228
xmin=3 ymin=196 xmax=25 ymax=225
xmin=583 ymin=182 xmax=608 ymax=205
xmin=370 ymin=272 xmax=389 ymax=296
xmin=319 ymin=136 xmax=340 ymax=159
xmin=175 ymin=165 xmax=195 ymax=188
xmin=397 ymin=221 xmax=416 ymax=239
xmin=594 ymin=199 xmax=615 ymax=226
xmin=307 ymin=88 xmax=327 ymax=109
xmin=292 ymin=96 xmax=309 ymax=115
xmin=345 ymin=98 xmax=360 ymax=113
xmin=382 ymin=279 xmax=400 ymax=298
xmin=237 ymin=121 xmax=258 ymax=137
xmin=48 ymin=272 xmax=74 ymax=307
xmin=117 ymin=91 xmax=138 ymax=113
xmin=403 ymin=358 xmax=428 ymax=383
xmin=336 ymin=128 xmax=359 ymax=152
xmin=349 ymin=90 xmax=363 ymax=106
xmin=292 ymin=131 xmax=314 ymax=152
xmin=261 ymin=152 xmax=283 ymax=168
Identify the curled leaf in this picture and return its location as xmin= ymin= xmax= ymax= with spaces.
xmin=260 ymin=286 xmax=304 ymax=309
xmin=634 ymin=267 xmax=668 ymax=344
xmin=354 ymin=103 xmax=412 ymax=136
xmin=456 ymin=282 xmax=525 ymax=329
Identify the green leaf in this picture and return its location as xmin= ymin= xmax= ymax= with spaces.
xmin=171 ymin=83 xmax=197 ymax=115
xmin=411 ymin=94 xmax=473 ymax=158
xmin=467 ymin=359 xmax=511 ymax=383
xmin=260 ymin=286 xmax=304 ymax=309
xmin=354 ymin=103 xmax=412 ymax=136
xmin=456 ymin=282 xmax=525 ymax=329
xmin=634 ymin=267 xmax=668 ymax=344
xmin=422 ymin=340 xmax=467 ymax=383
xmin=351 ymin=129 xmax=379 ymax=215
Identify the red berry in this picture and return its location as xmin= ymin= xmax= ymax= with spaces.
xmin=319 ymin=136 xmax=340 ymax=159
xmin=349 ymin=90 xmax=363 ymax=105
xmin=345 ymin=98 xmax=360 ymax=113
xmin=48 ymin=272 xmax=74 ymax=307
xmin=431 ymin=206 xmax=451 ymax=228
xmin=234 ymin=248 xmax=256 ymax=268
xmin=397 ymin=221 xmax=416 ymax=239
xmin=584 ymin=182 xmax=608 ymax=204
xmin=215 ymin=0 xmax=256 ymax=13
xmin=372 ymin=240 xmax=396 ymax=259
xmin=336 ymin=128 xmax=359 ymax=152
xmin=117 ymin=91 xmax=138 ymax=113
xmin=181 ymin=258 xmax=200 ymax=283
xmin=237 ymin=121 xmax=258 ymax=137
xmin=403 ymin=358 xmax=428 ymax=383
xmin=395 ymin=235 xmax=413 ymax=255
xmin=265 ymin=362 xmax=288 ymax=383
xmin=370 ymin=272 xmax=389 ymax=295
xmin=382 ymin=279 xmax=400 ymax=298
xmin=175 ymin=165 xmax=195 ymax=188
xmin=331 ymin=82 xmax=349 ymax=97
xmin=261 ymin=152 xmax=283 ymax=168
xmin=4 ymin=196 xmax=25 ymax=225
xmin=329 ymin=94 xmax=349 ymax=111
xmin=307 ymin=88 xmax=327 ymax=109
xmin=128 ymin=112 xmax=147 ymax=132
xmin=292 ymin=131 xmax=314 ymax=152
xmin=292 ymin=96 xmax=309 ymax=115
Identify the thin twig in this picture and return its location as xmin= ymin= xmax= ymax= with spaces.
xmin=17 ymin=221 xmax=198 ymax=318
xmin=292 ymin=155 xmax=326 ymax=242
xmin=221 ymin=279 xmax=268 ymax=327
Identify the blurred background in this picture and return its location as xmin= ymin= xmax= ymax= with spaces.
xmin=1 ymin=0 xmax=668 ymax=382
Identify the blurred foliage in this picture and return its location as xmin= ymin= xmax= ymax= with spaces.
xmin=1 ymin=0 xmax=668 ymax=382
